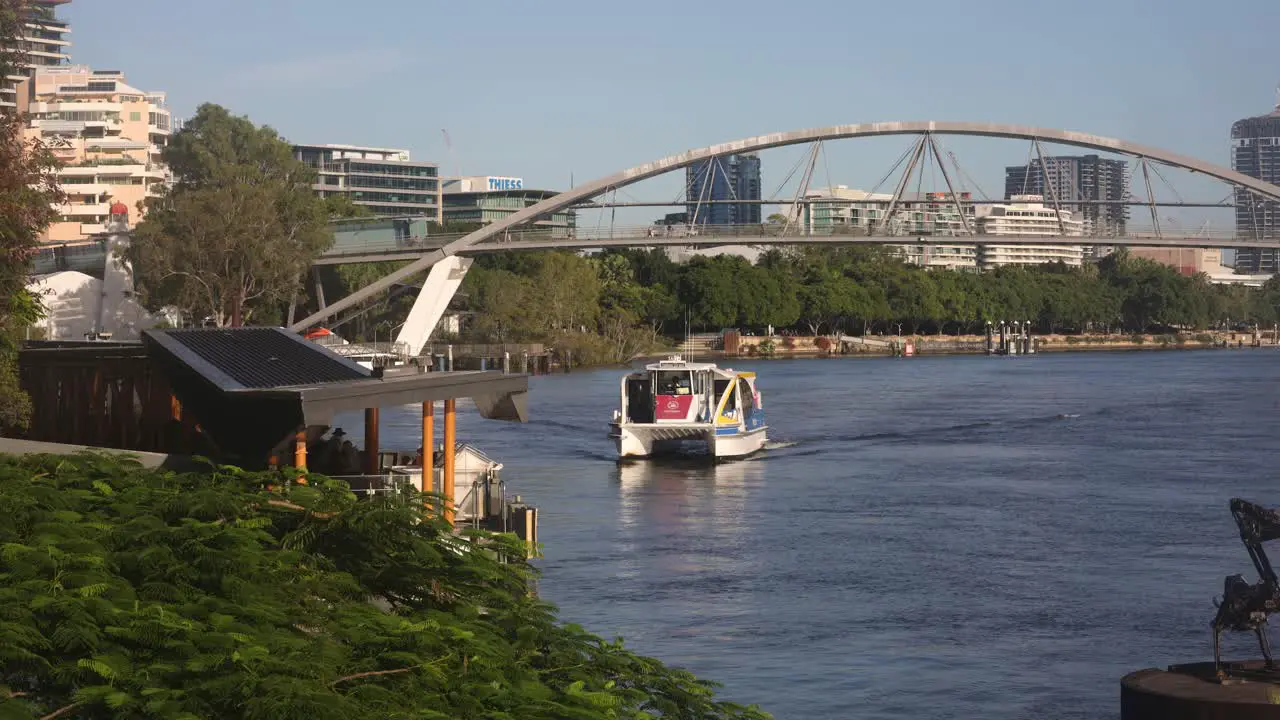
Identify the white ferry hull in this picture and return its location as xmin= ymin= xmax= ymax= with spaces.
xmin=612 ymin=423 xmax=767 ymax=460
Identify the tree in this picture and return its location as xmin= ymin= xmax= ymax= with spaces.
xmin=530 ymin=252 xmax=601 ymax=333
xmin=0 ymin=0 xmax=63 ymax=431
xmin=678 ymin=256 xmax=746 ymax=330
xmin=463 ymin=266 xmax=535 ymax=342
xmin=126 ymin=104 xmax=332 ymax=327
xmin=323 ymin=195 xmax=372 ymax=219
xmin=0 ymin=452 xmax=772 ymax=720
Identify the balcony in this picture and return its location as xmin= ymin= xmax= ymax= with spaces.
xmin=84 ymin=138 xmax=148 ymax=151
xmin=57 ymin=182 xmax=110 ymax=195
xmin=60 ymin=203 xmax=110 ymax=217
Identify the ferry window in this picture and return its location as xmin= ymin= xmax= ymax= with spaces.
xmin=692 ymin=372 xmax=706 ymax=394
xmin=737 ymin=379 xmax=754 ymax=412
xmin=656 ymin=371 xmax=692 ymax=396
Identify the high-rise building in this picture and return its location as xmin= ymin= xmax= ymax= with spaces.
xmin=975 ymin=195 xmax=1085 ymax=268
xmin=1230 ymin=101 xmax=1280 ymax=274
xmin=293 ymin=143 xmax=441 ymax=221
xmin=1004 ymin=155 xmax=1129 ymax=236
xmin=2 ymin=0 xmax=72 ymax=110
xmin=25 ymin=66 xmax=172 ymax=242
xmin=685 ymin=153 xmax=761 ymax=226
xmin=441 ymin=175 xmax=575 ymax=236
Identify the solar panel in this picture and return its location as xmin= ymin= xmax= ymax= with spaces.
xmin=148 ymin=328 xmax=367 ymax=390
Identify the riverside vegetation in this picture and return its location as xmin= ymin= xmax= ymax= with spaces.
xmin=0 ymin=452 xmax=772 ymax=720
xmin=395 ymin=246 xmax=1280 ymax=365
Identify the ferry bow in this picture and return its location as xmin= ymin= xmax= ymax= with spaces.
xmin=610 ymin=355 xmax=767 ymax=459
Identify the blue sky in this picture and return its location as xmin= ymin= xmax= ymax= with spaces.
xmin=67 ymin=0 xmax=1279 ymax=228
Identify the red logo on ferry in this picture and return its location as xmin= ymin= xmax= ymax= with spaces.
xmin=655 ymin=394 xmax=694 ymax=420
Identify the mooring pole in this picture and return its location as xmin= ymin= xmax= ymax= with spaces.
xmin=443 ymin=399 xmax=457 ymax=526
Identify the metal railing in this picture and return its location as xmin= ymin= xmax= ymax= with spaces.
xmin=335 ymin=470 xmax=507 ymax=531
xmin=29 ymin=222 xmax=1268 ymax=276
xmin=320 ymin=222 xmax=1258 ymax=259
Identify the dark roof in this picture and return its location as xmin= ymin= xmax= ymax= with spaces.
xmin=146 ymin=327 xmax=370 ymax=390
xmin=140 ymin=327 xmax=528 ymax=468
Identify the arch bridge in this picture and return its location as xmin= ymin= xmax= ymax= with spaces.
xmin=288 ymin=121 xmax=1280 ymax=351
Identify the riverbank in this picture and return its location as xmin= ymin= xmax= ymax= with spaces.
xmin=676 ymin=330 xmax=1279 ymax=361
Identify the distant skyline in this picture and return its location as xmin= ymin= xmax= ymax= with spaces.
xmin=64 ymin=0 xmax=1280 ymax=230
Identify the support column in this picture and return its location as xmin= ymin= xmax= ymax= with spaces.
xmin=422 ymin=400 xmax=434 ymax=494
xmin=443 ymin=399 xmax=456 ymax=526
xmin=364 ymin=407 xmax=380 ymax=475
xmin=313 ymin=267 xmax=327 ymax=310
xmin=294 ymin=429 xmax=308 ymax=482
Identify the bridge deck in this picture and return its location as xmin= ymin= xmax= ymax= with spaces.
xmin=32 ymin=224 xmax=1280 ymax=276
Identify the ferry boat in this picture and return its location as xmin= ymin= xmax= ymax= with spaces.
xmin=610 ymin=356 xmax=767 ymax=459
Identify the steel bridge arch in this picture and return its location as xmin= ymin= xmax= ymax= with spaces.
xmin=291 ymin=121 xmax=1280 ymax=330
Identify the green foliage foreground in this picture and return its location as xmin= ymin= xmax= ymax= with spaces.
xmin=0 ymin=454 xmax=770 ymax=720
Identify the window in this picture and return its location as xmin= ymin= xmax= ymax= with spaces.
xmin=129 ymin=111 xmax=141 ymax=122
xmin=655 ymin=371 xmax=692 ymax=396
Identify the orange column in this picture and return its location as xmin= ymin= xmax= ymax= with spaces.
xmin=364 ymin=407 xmax=380 ymax=475
xmin=422 ymin=400 xmax=434 ymax=494
xmin=294 ymin=429 xmax=308 ymax=483
xmin=443 ymin=399 xmax=456 ymax=526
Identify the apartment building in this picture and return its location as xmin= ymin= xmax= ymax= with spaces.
xmin=25 ymin=66 xmax=172 ymax=242
xmin=1 ymin=0 xmax=72 ymax=110
xmin=796 ymin=187 xmax=979 ymax=269
xmin=975 ymin=195 xmax=1085 ymax=268
xmin=293 ymin=143 xmax=442 ymax=221
xmin=1004 ymin=155 xmax=1129 ymax=235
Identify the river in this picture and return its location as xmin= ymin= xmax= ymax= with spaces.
xmin=342 ymin=349 xmax=1279 ymax=719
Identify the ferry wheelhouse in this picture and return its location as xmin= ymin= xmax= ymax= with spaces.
xmin=610 ymin=356 xmax=767 ymax=459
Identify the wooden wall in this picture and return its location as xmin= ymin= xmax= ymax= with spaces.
xmin=17 ymin=344 xmax=200 ymax=454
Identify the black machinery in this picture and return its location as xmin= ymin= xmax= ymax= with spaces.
xmin=1212 ymin=498 xmax=1280 ymax=680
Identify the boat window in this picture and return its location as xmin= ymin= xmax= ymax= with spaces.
xmin=656 ymin=371 xmax=692 ymax=396
xmin=692 ymin=371 xmax=707 ymax=395
xmin=720 ymin=380 xmax=737 ymax=413
xmin=714 ymin=379 xmax=731 ymax=407
xmin=737 ymin=379 xmax=754 ymax=412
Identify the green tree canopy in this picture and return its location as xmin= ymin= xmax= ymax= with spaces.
xmin=0 ymin=453 xmax=771 ymax=720
xmin=126 ymin=104 xmax=332 ymax=327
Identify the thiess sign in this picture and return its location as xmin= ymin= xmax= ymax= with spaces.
xmin=487 ymin=177 xmax=523 ymax=191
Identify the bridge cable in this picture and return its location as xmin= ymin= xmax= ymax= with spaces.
xmin=879 ymin=135 xmax=928 ymax=236
xmin=764 ymin=149 xmax=810 ymax=203
xmin=691 ymin=158 xmax=717 ymax=226
xmin=1145 ymin=161 xmax=1189 ymax=236
xmin=933 ymin=136 xmax=993 ymax=201
xmin=782 ymin=142 xmax=821 ymax=238
xmin=711 ymin=156 xmax=742 ymax=228
xmin=1020 ymin=140 xmax=1036 ymax=196
xmin=911 ymin=137 xmax=927 ymax=235
xmin=927 ymin=134 xmax=974 ymax=238
xmin=1032 ymin=139 xmax=1068 ymax=236
xmin=1138 ymin=158 xmax=1162 ymax=239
